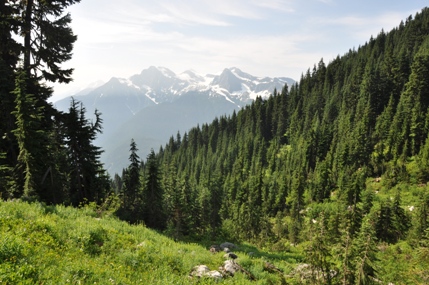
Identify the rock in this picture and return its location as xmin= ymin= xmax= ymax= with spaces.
xmin=288 ymin=263 xmax=336 ymax=281
xmin=207 ymin=270 xmax=223 ymax=280
xmin=220 ymin=242 xmax=236 ymax=250
xmin=223 ymin=252 xmax=238 ymax=259
xmin=209 ymin=245 xmax=220 ymax=253
xmin=222 ymin=260 xmax=240 ymax=275
xmin=190 ymin=265 xmax=210 ymax=278
xmin=190 ymin=265 xmax=223 ymax=280
xmin=221 ymin=260 xmax=256 ymax=280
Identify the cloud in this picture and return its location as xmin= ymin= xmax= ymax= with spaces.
xmin=308 ymin=8 xmax=419 ymax=44
xmin=253 ymin=0 xmax=296 ymax=13
xmin=53 ymin=0 xmax=426 ymax=102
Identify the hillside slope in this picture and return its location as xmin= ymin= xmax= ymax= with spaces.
xmin=0 ymin=200 xmax=303 ymax=284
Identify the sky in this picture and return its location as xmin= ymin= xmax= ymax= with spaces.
xmin=50 ymin=0 xmax=427 ymax=102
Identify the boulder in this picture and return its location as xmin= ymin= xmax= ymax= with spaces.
xmin=207 ymin=270 xmax=223 ymax=280
xmin=209 ymin=245 xmax=221 ymax=253
xmin=222 ymin=260 xmax=240 ymax=275
xmin=190 ymin=265 xmax=223 ymax=280
xmin=221 ymin=260 xmax=256 ymax=280
xmin=220 ymin=242 xmax=236 ymax=250
xmin=190 ymin=265 xmax=210 ymax=278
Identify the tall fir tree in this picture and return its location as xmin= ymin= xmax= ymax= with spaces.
xmin=64 ymin=99 xmax=108 ymax=205
xmin=354 ymin=215 xmax=378 ymax=285
xmin=143 ymin=149 xmax=165 ymax=230
xmin=11 ymin=71 xmax=48 ymax=200
xmin=122 ymin=139 xmax=141 ymax=209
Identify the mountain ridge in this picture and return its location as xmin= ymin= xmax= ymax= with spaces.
xmin=54 ymin=67 xmax=295 ymax=174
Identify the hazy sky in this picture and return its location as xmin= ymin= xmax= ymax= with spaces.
xmin=51 ymin=0 xmax=427 ymax=102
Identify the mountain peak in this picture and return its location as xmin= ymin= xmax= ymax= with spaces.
xmin=178 ymin=70 xmax=205 ymax=83
xmin=142 ymin=66 xmax=175 ymax=78
xmin=54 ymin=66 xmax=295 ymax=174
xmin=212 ymin=68 xmax=243 ymax=93
xmin=156 ymin=66 xmax=176 ymax=78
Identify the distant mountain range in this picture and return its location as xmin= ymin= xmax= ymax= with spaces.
xmin=54 ymin=66 xmax=295 ymax=175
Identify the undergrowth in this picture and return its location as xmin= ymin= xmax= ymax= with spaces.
xmin=0 ymin=200 xmax=299 ymax=284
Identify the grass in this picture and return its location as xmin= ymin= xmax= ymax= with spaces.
xmin=0 ymin=200 xmax=300 ymax=284
xmin=2 ymin=187 xmax=428 ymax=284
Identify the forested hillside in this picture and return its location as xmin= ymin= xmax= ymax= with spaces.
xmin=113 ymin=8 xmax=429 ymax=283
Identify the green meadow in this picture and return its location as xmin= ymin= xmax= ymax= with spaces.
xmin=0 ymin=200 xmax=303 ymax=284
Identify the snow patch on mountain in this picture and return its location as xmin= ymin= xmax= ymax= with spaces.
xmin=158 ymin=66 xmax=175 ymax=78
xmin=55 ymin=66 xmax=295 ymax=115
xmin=118 ymin=78 xmax=141 ymax=90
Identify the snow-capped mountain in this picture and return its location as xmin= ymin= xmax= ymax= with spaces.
xmin=55 ymin=66 xmax=293 ymax=112
xmin=54 ymin=67 xmax=295 ymax=174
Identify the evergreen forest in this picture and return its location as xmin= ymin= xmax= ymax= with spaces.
xmin=1 ymin=1 xmax=429 ymax=284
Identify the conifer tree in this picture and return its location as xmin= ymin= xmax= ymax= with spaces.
xmin=163 ymin=161 xmax=182 ymax=238
xmin=417 ymin=124 xmax=429 ymax=182
xmin=338 ymin=225 xmax=355 ymax=285
xmin=0 ymin=0 xmax=90 ymax=204
xmin=0 ymin=1 xmax=21 ymax=187
xmin=288 ymin=171 xmax=305 ymax=243
xmin=11 ymin=71 xmax=48 ymax=199
xmin=354 ymin=215 xmax=378 ymax=285
xmin=305 ymin=212 xmax=333 ymax=284
xmin=143 ymin=149 xmax=165 ymax=230
xmin=64 ymin=99 xmax=107 ymax=205
xmin=391 ymin=191 xmax=411 ymax=241
xmin=122 ymin=139 xmax=141 ymax=209
xmin=412 ymin=190 xmax=429 ymax=243
xmin=20 ymin=0 xmax=80 ymax=86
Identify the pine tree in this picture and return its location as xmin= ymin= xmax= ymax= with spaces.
xmin=0 ymin=151 xmax=11 ymax=199
xmin=122 ymin=139 xmax=141 ymax=209
xmin=11 ymin=71 xmax=48 ymax=200
xmin=391 ymin=191 xmax=411 ymax=241
xmin=417 ymin=132 xmax=429 ymax=182
xmin=412 ymin=190 xmax=429 ymax=243
xmin=0 ymin=1 xmax=21 ymax=192
xmin=0 ymin=0 xmax=85 ymax=204
xmin=64 ymin=99 xmax=107 ymax=205
xmin=375 ymin=199 xmax=395 ymax=243
xmin=20 ymin=0 xmax=80 ymax=86
xmin=338 ymin=225 xmax=355 ymax=285
xmin=142 ymin=149 xmax=165 ymax=230
xmin=288 ymin=170 xmax=305 ymax=243
xmin=353 ymin=215 xmax=378 ymax=285
xmin=305 ymin=212 xmax=334 ymax=284
xmin=163 ymin=160 xmax=181 ymax=238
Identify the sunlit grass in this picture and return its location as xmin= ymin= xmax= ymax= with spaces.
xmin=0 ymin=200 xmax=299 ymax=284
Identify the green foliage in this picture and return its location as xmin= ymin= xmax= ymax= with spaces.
xmin=353 ymin=214 xmax=379 ymax=285
xmin=0 ymin=0 xmax=109 ymax=206
xmin=118 ymin=138 xmax=142 ymax=219
xmin=0 ymin=200 xmax=305 ymax=284
xmin=63 ymin=98 xmax=109 ymax=206
xmin=11 ymin=71 xmax=49 ymax=200
xmin=142 ymin=149 xmax=166 ymax=230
